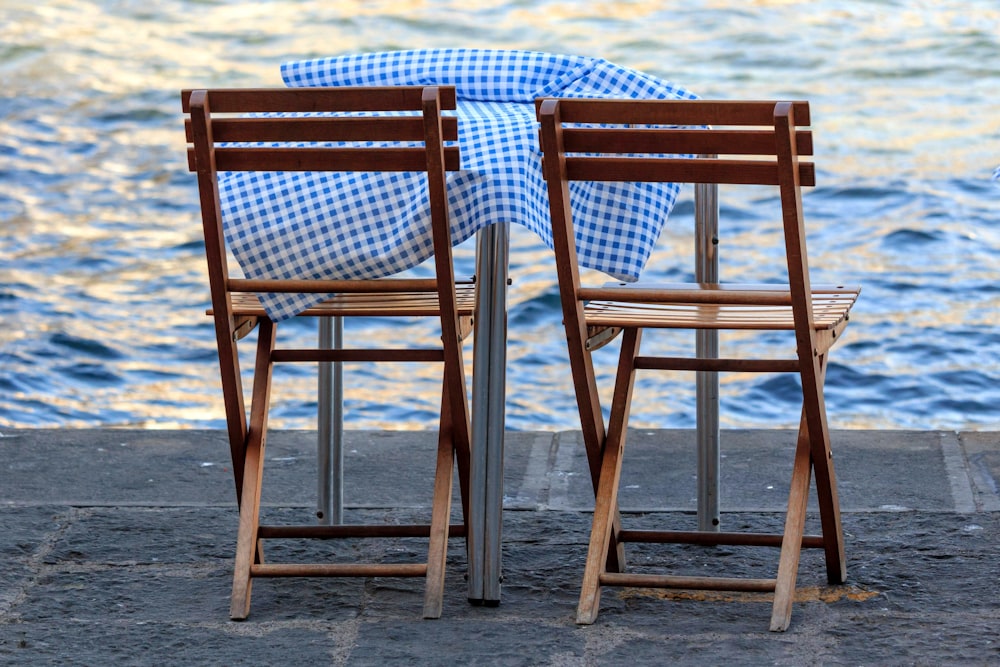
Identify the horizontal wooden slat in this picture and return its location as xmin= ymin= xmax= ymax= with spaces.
xmin=272 ymin=348 xmax=446 ymax=363
xmin=258 ymin=524 xmax=468 ymax=539
xmin=616 ymin=529 xmax=826 ymax=549
xmin=632 ymin=356 xmax=801 ymax=372
xmin=250 ymin=563 xmax=427 ymax=578
xmin=564 ymin=156 xmax=815 ymax=186
xmin=579 ymin=283 xmax=859 ymax=305
xmin=192 ymin=146 xmax=461 ymax=173
xmin=560 ymin=127 xmax=813 ymax=156
xmin=537 ymin=98 xmax=809 ymax=126
xmin=584 ymin=302 xmax=856 ymax=331
xmin=182 ymin=86 xmax=457 ymax=112
xmin=230 ymin=278 xmax=439 ymax=294
xmin=229 ymin=276 xmax=462 ymax=294
xmin=610 ymin=282 xmax=856 ymax=293
xmin=599 ymin=572 xmax=778 ymax=592
xmin=221 ymin=283 xmax=478 ymax=318
xmin=185 ymin=115 xmax=459 ymax=143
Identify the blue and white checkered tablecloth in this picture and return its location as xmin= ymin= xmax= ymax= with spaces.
xmin=217 ymin=49 xmax=697 ymax=320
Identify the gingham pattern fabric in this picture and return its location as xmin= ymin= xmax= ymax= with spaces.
xmin=218 ymin=49 xmax=697 ymax=320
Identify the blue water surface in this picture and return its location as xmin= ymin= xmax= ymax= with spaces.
xmin=0 ymin=0 xmax=997 ymax=431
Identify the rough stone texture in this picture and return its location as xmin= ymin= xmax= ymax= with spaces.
xmin=0 ymin=428 xmax=997 ymax=665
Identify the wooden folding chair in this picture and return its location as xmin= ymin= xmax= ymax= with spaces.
xmin=537 ymin=98 xmax=860 ymax=631
xmin=182 ymin=86 xmax=474 ymax=620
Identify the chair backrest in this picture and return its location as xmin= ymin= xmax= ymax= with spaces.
xmin=536 ymin=98 xmax=818 ymax=328
xmin=181 ymin=86 xmax=461 ymax=312
xmin=536 ymin=98 xmax=812 ymax=184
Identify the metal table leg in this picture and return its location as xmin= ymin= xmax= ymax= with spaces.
xmin=317 ymin=317 xmax=344 ymax=525
xmin=695 ymin=182 xmax=720 ymax=531
xmin=314 ymin=225 xmax=510 ymax=601
xmin=467 ymin=223 xmax=509 ymax=604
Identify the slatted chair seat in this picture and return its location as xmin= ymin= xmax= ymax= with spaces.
xmin=583 ymin=283 xmax=857 ymax=349
xmin=217 ymin=285 xmax=477 ymax=340
xmin=183 ymin=85 xmax=473 ymax=621
xmin=537 ymin=97 xmax=860 ymax=632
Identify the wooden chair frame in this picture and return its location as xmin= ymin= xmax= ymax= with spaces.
xmin=183 ymin=86 xmax=473 ymax=620
xmin=537 ymin=98 xmax=860 ymax=631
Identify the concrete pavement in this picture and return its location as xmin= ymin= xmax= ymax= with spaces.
xmin=0 ymin=428 xmax=997 ymax=665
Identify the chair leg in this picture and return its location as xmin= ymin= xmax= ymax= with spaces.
xmin=229 ymin=319 xmax=276 ymax=621
xmin=577 ymin=328 xmax=641 ymax=625
xmin=454 ymin=432 xmax=472 ymax=538
xmin=807 ymin=355 xmax=847 ymax=585
xmin=229 ymin=429 xmax=263 ymax=621
xmin=423 ymin=371 xmax=458 ymax=619
xmin=567 ymin=321 xmax=627 ymax=574
xmin=769 ymin=410 xmax=813 ymax=632
xmin=576 ymin=426 xmax=624 ymax=624
xmin=770 ymin=354 xmax=847 ymax=631
xmin=213 ymin=312 xmax=249 ymax=502
xmin=445 ymin=367 xmax=472 ymax=541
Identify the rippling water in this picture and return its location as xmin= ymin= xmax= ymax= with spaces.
xmin=1 ymin=0 xmax=998 ymax=431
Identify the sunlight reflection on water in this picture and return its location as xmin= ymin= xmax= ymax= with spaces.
xmin=0 ymin=0 xmax=997 ymax=431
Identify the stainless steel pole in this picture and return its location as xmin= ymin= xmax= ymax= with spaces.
xmin=467 ymin=223 xmax=509 ymax=604
xmin=695 ymin=181 xmax=721 ymax=531
xmin=317 ymin=317 xmax=344 ymax=525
